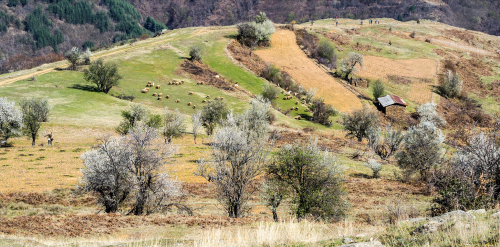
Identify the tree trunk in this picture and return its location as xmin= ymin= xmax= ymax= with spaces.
xmin=272 ymin=208 xmax=279 ymax=222
xmin=31 ymin=134 xmax=36 ymax=146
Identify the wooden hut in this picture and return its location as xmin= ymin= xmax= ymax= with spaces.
xmin=377 ymin=95 xmax=407 ymax=120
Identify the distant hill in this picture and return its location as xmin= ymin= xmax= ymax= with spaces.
xmin=2 ymin=0 xmax=500 ymax=73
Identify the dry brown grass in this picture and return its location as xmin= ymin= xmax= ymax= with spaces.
xmin=407 ymin=82 xmax=435 ymax=104
xmin=356 ymin=56 xmax=437 ymax=80
xmin=255 ymin=30 xmax=362 ymax=112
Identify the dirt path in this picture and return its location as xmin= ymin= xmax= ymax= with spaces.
xmin=255 ymin=30 xmax=362 ymax=112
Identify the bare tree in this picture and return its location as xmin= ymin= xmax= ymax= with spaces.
xmin=376 ymin=126 xmax=404 ymax=160
xmin=192 ymin=111 xmax=202 ymax=144
xmin=80 ymin=125 xmax=183 ymax=215
xmin=196 ymin=100 xmax=275 ymax=218
xmin=19 ymin=98 xmax=51 ymax=146
xmin=0 ymin=97 xmax=23 ymax=146
xmin=162 ymin=107 xmax=186 ymax=143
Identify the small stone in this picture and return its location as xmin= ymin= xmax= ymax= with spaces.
xmin=343 ymin=237 xmax=354 ymax=244
xmin=491 ymin=212 xmax=500 ymax=219
xmin=411 ymin=221 xmax=443 ymax=235
xmin=339 ymin=241 xmax=385 ymax=247
xmin=468 ymin=209 xmax=486 ymax=215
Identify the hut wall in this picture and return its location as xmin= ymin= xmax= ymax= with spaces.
xmin=385 ymin=105 xmax=406 ymax=121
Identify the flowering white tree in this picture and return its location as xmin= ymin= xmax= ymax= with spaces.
xmin=197 ymin=99 xmax=275 ymax=218
xmin=396 ymin=121 xmax=445 ymax=181
xmin=0 ymin=97 xmax=23 ymax=146
xmin=339 ymin=52 xmax=364 ymax=80
xmin=418 ymin=103 xmax=446 ymax=127
xmin=80 ymin=125 xmax=183 ymax=215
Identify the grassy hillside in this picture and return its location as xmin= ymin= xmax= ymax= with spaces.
xmin=0 ymin=17 xmax=499 ymax=246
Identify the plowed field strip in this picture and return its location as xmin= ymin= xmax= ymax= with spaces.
xmin=356 ymin=56 xmax=437 ymax=80
xmin=255 ymin=30 xmax=362 ymax=112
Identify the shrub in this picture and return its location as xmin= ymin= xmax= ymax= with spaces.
xmin=395 ymin=121 xmax=445 ymax=182
xmin=237 ymin=19 xmax=275 ymax=53
xmin=342 ymin=106 xmax=380 ymax=142
xmin=163 ymin=107 xmax=186 ymax=143
xmin=262 ymin=83 xmax=280 ymax=102
xmin=81 ymin=48 xmax=91 ymax=65
xmin=317 ymin=39 xmax=336 ymax=64
xmin=364 ymin=159 xmax=382 ymax=178
xmin=255 ymin=11 xmax=268 ymax=24
xmin=261 ymin=64 xmax=282 ymax=83
xmin=189 ymin=45 xmax=203 ymax=61
xmin=310 ymin=98 xmax=338 ymax=126
xmin=372 ymin=80 xmax=385 ymax=101
xmin=116 ymin=104 xmax=149 ymax=135
xmin=266 ymin=140 xmax=349 ymax=221
xmin=440 ymin=70 xmax=463 ymax=98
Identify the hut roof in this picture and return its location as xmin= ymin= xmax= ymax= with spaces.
xmin=378 ymin=95 xmax=408 ymax=108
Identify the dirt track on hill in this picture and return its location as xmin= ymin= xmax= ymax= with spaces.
xmin=255 ymin=30 xmax=362 ymax=112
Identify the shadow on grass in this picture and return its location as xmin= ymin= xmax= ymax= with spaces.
xmin=69 ymin=84 xmax=100 ymax=92
xmin=351 ymin=172 xmax=373 ymax=179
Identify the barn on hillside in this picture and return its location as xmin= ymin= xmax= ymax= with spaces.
xmin=377 ymin=95 xmax=407 ymax=120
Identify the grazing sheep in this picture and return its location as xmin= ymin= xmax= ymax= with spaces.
xmin=294 ymin=116 xmax=302 ymax=120
xmin=189 ymin=92 xmax=193 ymax=95
xmin=153 ymin=93 xmax=158 ymax=97
xmin=202 ymin=100 xmax=207 ymax=103
xmin=166 ymin=95 xmax=170 ymax=99
xmin=192 ymin=105 xmax=196 ymax=109
xmin=176 ymin=99 xmax=180 ymax=103
xmin=158 ymin=97 xmax=162 ymax=101
xmin=176 ymin=82 xmax=180 ymax=85
xmin=295 ymin=101 xmax=299 ymax=105
xmin=158 ymin=93 xmax=163 ymax=97
xmin=275 ymin=96 xmax=279 ymax=99
xmin=208 ymin=100 xmax=213 ymax=103
xmin=206 ymin=95 xmax=210 ymax=99
xmin=168 ymin=82 xmax=172 ymax=85
xmin=181 ymin=81 xmax=185 ymax=84
xmin=295 ymin=107 xmax=299 ymax=111
xmin=220 ymin=97 xmax=224 ymax=100
xmin=215 ymin=97 xmax=220 ymax=100
xmin=188 ymin=102 xmax=192 ymax=106
xmin=156 ymin=85 xmax=160 ymax=89
xmin=141 ymin=88 xmax=148 ymax=93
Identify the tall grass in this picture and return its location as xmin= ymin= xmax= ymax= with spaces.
xmin=194 ymin=220 xmax=361 ymax=247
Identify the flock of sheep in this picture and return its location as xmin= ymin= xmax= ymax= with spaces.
xmin=140 ymin=80 xmax=224 ymax=109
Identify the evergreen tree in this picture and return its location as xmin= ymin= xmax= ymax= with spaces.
xmin=144 ymin=16 xmax=166 ymax=33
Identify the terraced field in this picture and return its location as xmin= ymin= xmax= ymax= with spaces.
xmin=255 ymin=30 xmax=363 ymax=112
